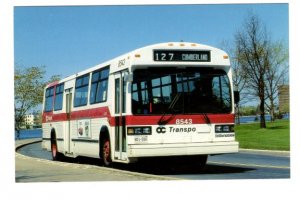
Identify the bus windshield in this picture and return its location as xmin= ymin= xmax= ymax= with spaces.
xmin=131 ymin=67 xmax=232 ymax=115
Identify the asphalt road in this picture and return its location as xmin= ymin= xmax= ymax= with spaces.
xmin=17 ymin=141 xmax=290 ymax=180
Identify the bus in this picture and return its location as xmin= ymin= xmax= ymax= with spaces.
xmin=42 ymin=42 xmax=239 ymax=167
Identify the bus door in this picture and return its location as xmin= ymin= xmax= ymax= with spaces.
xmin=64 ymin=88 xmax=72 ymax=154
xmin=114 ymin=70 xmax=128 ymax=161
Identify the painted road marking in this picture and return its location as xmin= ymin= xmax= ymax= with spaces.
xmin=208 ymin=161 xmax=290 ymax=169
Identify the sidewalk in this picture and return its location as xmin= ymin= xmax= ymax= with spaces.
xmin=15 ymin=139 xmax=175 ymax=182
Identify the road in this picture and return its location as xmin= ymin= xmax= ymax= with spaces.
xmin=17 ymin=141 xmax=290 ymax=180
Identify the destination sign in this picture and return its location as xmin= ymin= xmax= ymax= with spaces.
xmin=153 ymin=50 xmax=211 ymax=62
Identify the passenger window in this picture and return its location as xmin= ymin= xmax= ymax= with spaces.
xmin=45 ymin=87 xmax=54 ymax=112
xmin=54 ymin=83 xmax=64 ymax=111
xmin=90 ymin=66 xmax=110 ymax=104
xmin=74 ymin=74 xmax=90 ymax=107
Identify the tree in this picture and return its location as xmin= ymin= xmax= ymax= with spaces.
xmin=235 ymin=13 xmax=271 ymax=128
xmin=14 ymin=65 xmax=60 ymax=130
xmin=221 ymin=40 xmax=251 ymax=124
xmin=264 ymin=41 xmax=289 ymax=121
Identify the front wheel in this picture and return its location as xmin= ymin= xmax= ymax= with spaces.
xmin=180 ymin=155 xmax=208 ymax=169
xmin=195 ymin=155 xmax=208 ymax=169
xmin=102 ymin=139 xmax=112 ymax=167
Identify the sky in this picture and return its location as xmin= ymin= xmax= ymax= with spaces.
xmin=14 ymin=4 xmax=289 ymax=80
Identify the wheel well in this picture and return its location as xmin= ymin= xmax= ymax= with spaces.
xmin=50 ymin=129 xmax=56 ymax=144
xmin=99 ymin=126 xmax=110 ymax=158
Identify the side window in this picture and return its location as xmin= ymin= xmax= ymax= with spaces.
xmin=212 ymin=74 xmax=232 ymax=112
xmin=90 ymin=66 xmax=110 ymax=104
xmin=45 ymin=87 xmax=54 ymax=112
xmin=74 ymin=74 xmax=90 ymax=107
xmin=54 ymin=83 xmax=64 ymax=111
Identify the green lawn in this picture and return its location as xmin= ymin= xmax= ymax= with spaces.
xmin=235 ymin=120 xmax=290 ymax=151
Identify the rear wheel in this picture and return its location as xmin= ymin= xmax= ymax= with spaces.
xmin=102 ymin=138 xmax=112 ymax=167
xmin=51 ymin=136 xmax=64 ymax=161
xmin=51 ymin=140 xmax=59 ymax=161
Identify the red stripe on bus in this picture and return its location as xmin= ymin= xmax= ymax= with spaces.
xmin=124 ymin=114 xmax=234 ymax=125
xmin=42 ymin=107 xmax=111 ymax=123
xmin=71 ymin=107 xmax=111 ymax=120
xmin=42 ymin=112 xmax=66 ymax=122
xmin=43 ymin=106 xmax=234 ymax=125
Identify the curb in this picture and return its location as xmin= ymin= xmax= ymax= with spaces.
xmin=239 ymin=148 xmax=290 ymax=157
xmin=15 ymin=138 xmax=42 ymax=150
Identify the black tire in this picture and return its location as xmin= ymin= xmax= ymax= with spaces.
xmin=179 ymin=155 xmax=208 ymax=169
xmin=51 ymin=137 xmax=64 ymax=161
xmin=51 ymin=139 xmax=60 ymax=161
xmin=195 ymin=155 xmax=208 ymax=169
xmin=101 ymin=138 xmax=112 ymax=167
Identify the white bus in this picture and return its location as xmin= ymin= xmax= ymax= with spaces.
xmin=42 ymin=42 xmax=239 ymax=167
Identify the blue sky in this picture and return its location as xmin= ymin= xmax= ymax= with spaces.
xmin=14 ymin=4 xmax=288 ymax=80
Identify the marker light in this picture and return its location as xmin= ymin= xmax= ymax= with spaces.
xmin=127 ymin=128 xmax=134 ymax=135
xmin=135 ymin=54 xmax=141 ymax=58
xmin=223 ymin=55 xmax=229 ymax=59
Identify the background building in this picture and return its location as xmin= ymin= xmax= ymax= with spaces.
xmin=24 ymin=114 xmax=34 ymax=126
xmin=278 ymin=85 xmax=289 ymax=113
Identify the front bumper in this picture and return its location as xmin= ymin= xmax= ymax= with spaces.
xmin=127 ymin=141 xmax=239 ymax=158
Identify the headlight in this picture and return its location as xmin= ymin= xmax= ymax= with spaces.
xmin=215 ymin=125 xmax=234 ymax=133
xmin=223 ymin=125 xmax=230 ymax=132
xmin=215 ymin=125 xmax=223 ymax=132
xmin=127 ymin=127 xmax=152 ymax=135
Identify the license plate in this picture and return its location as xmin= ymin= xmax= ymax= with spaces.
xmin=134 ymin=136 xmax=148 ymax=143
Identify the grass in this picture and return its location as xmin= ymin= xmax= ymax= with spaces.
xmin=235 ymin=119 xmax=290 ymax=151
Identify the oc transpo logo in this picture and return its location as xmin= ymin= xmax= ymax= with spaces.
xmin=156 ymin=127 xmax=166 ymax=134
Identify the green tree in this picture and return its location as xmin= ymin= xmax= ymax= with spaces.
xmin=14 ymin=66 xmax=60 ymax=131
xmin=264 ymin=41 xmax=289 ymax=121
xmin=234 ymin=13 xmax=288 ymax=127
xmin=235 ymin=13 xmax=271 ymax=128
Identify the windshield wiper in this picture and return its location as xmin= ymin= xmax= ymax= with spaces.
xmin=201 ymin=112 xmax=211 ymax=124
xmin=158 ymin=93 xmax=182 ymax=125
xmin=169 ymin=93 xmax=182 ymax=111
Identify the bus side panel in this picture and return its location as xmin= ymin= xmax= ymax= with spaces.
xmin=42 ymin=122 xmax=51 ymax=151
xmin=71 ymin=117 xmax=111 ymax=158
xmin=42 ymin=121 xmax=65 ymax=153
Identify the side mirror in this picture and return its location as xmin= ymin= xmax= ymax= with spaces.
xmin=234 ymin=91 xmax=240 ymax=104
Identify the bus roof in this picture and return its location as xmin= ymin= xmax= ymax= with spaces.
xmin=46 ymin=42 xmax=230 ymax=88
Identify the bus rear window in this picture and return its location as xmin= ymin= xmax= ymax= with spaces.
xmin=45 ymin=87 xmax=54 ymax=112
